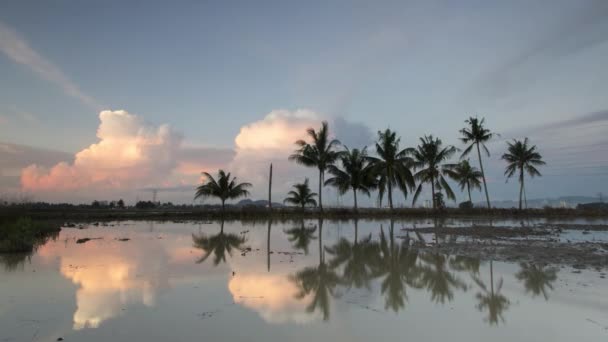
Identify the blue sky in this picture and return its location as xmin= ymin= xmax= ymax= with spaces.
xmin=1 ymin=0 xmax=607 ymax=204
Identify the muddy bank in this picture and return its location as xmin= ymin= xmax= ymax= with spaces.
xmin=404 ymin=226 xmax=608 ymax=272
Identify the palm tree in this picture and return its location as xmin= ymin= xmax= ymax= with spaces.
xmin=515 ymin=263 xmax=558 ymax=300
xmin=325 ymin=147 xmax=376 ymax=212
xmin=290 ymin=219 xmax=341 ymax=321
xmin=283 ymin=178 xmax=318 ymax=209
xmin=411 ymin=135 xmax=458 ymax=209
xmin=195 ymin=170 xmax=252 ymax=214
xmin=289 ymin=121 xmax=341 ymax=211
xmin=473 ymin=261 xmax=510 ymax=325
xmin=451 ymin=160 xmax=483 ymax=203
xmin=460 ymin=117 xmax=496 ymax=208
xmin=501 ymin=138 xmax=546 ymax=210
xmin=284 ymin=220 xmax=317 ymax=255
xmin=368 ymin=129 xmax=415 ymax=210
xmin=192 ymin=221 xmax=246 ymax=266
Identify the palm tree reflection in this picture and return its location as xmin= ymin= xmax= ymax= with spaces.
xmin=376 ymin=221 xmax=422 ymax=312
xmin=418 ymin=252 xmax=467 ymax=304
xmin=473 ymin=260 xmax=510 ymax=325
xmin=326 ymin=219 xmax=379 ymax=291
xmin=283 ymin=220 xmax=317 ymax=255
xmin=192 ymin=220 xmax=246 ymax=266
xmin=290 ymin=219 xmax=340 ymax=321
xmin=515 ymin=263 xmax=558 ymax=300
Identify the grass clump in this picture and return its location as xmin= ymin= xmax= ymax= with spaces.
xmin=0 ymin=217 xmax=61 ymax=253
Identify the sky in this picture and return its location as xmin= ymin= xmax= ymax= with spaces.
xmin=1 ymin=0 xmax=607 ymax=205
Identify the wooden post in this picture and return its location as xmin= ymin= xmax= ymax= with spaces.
xmin=268 ymin=163 xmax=273 ymax=211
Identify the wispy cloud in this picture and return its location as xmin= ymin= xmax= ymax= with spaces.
xmin=0 ymin=20 xmax=101 ymax=109
xmin=479 ymin=0 xmax=608 ymax=98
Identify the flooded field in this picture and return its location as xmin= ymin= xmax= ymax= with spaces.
xmin=1 ymin=219 xmax=608 ymax=341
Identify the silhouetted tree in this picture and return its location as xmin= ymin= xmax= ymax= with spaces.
xmin=289 ymin=121 xmax=341 ymax=211
xmin=451 ymin=160 xmax=483 ymax=203
xmin=283 ymin=178 xmax=318 ymax=209
xmin=473 ymin=261 xmax=510 ymax=325
xmin=368 ymin=129 xmax=415 ymax=210
xmin=501 ymin=138 xmax=545 ymax=210
xmin=325 ymin=147 xmax=376 ymax=212
xmin=411 ymin=135 xmax=458 ymax=209
xmin=460 ymin=117 xmax=496 ymax=208
xmin=195 ymin=170 xmax=252 ymax=214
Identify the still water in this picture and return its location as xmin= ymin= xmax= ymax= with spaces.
xmin=1 ymin=219 xmax=607 ymax=341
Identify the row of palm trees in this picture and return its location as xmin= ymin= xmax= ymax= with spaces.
xmin=192 ymin=219 xmax=559 ymax=323
xmin=195 ymin=117 xmax=545 ymax=211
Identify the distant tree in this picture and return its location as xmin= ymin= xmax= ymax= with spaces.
xmin=368 ymin=129 xmax=415 ymax=210
xmin=460 ymin=117 xmax=496 ymax=209
xmin=289 ymin=121 xmax=341 ymax=211
xmin=117 ymin=199 xmax=125 ymax=209
xmin=135 ymin=201 xmax=156 ymax=209
xmin=325 ymin=147 xmax=376 ymax=212
xmin=283 ymin=178 xmax=318 ymax=209
xmin=501 ymin=138 xmax=545 ymax=210
xmin=195 ymin=170 xmax=252 ymax=214
xmin=91 ymin=200 xmax=101 ymax=208
xmin=433 ymin=192 xmax=446 ymax=209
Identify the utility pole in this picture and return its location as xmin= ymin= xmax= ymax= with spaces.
xmin=268 ymin=163 xmax=273 ymax=210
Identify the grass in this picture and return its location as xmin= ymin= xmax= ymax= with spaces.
xmin=1 ymin=206 xmax=607 ymax=223
xmin=0 ymin=217 xmax=61 ymax=253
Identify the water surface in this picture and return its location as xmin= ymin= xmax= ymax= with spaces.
xmin=1 ymin=219 xmax=607 ymax=341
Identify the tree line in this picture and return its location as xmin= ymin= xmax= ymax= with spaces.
xmin=195 ymin=117 xmax=545 ymax=211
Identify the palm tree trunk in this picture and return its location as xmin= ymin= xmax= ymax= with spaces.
xmin=388 ymin=182 xmax=394 ymax=210
xmin=467 ymin=182 xmax=472 ymax=203
xmin=518 ymin=168 xmax=524 ymax=210
xmin=431 ymin=176 xmax=436 ymax=209
xmin=476 ymin=143 xmax=491 ymax=209
xmin=353 ymin=188 xmax=358 ymax=213
xmin=318 ymin=169 xmax=323 ymax=211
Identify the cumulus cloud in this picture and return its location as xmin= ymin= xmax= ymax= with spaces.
xmin=21 ymin=110 xmax=182 ymax=192
xmin=0 ymin=20 xmax=101 ymax=109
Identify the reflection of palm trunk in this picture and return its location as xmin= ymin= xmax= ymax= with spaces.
xmin=319 ymin=219 xmax=324 ymax=264
xmin=267 ymin=220 xmax=271 ymax=272
xmin=220 ymin=220 xmax=224 ymax=234
xmin=490 ymin=260 xmax=494 ymax=296
xmin=354 ymin=219 xmax=358 ymax=245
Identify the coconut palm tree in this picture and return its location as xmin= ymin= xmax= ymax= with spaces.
xmin=451 ymin=160 xmax=483 ymax=203
xmin=289 ymin=121 xmax=341 ymax=211
xmin=284 ymin=220 xmax=317 ymax=255
xmin=192 ymin=220 xmax=246 ymax=266
xmin=325 ymin=147 xmax=376 ymax=212
xmin=515 ymin=263 xmax=558 ymax=300
xmin=368 ymin=129 xmax=415 ymax=210
xmin=283 ymin=178 xmax=318 ymax=209
xmin=501 ymin=138 xmax=546 ymax=210
xmin=460 ymin=117 xmax=496 ymax=209
xmin=195 ymin=170 xmax=252 ymax=214
xmin=411 ymin=135 xmax=458 ymax=209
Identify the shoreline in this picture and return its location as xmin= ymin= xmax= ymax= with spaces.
xmin=1 ymin=207 xmax=608 ymax=222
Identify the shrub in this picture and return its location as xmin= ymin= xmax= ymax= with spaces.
xmin=459 ymin=201 xmax=474 ymax=209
